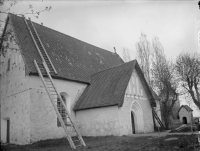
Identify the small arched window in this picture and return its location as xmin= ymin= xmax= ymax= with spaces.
xmin=57 ymin=95 xmax=66 ymax=127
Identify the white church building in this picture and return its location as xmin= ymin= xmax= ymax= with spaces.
xmin=1 ymin=13 xmax=161 ymax=145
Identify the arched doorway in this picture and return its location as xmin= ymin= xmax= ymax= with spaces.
xmin=182 ymin=117 xmax=187 ymax=124
xmin=131 ymin=112 xmax=135 ymax=134
xmin=131 ymin=101 xmax=144 ymax=133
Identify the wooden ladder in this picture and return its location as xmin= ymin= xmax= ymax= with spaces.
xmin=24 ymin=18 xmax=57 ymax=75
xmin=24 ymin=17 xmax=85 ymax=149
xmin=34 ymin=60 xmax=86 ymax=149
xmin=152 ymin=108 xmax=166 ymax=130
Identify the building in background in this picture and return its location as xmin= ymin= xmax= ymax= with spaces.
xmin=178 ymin=105 xmax=193 ymax=124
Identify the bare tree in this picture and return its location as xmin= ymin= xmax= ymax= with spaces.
xmin=136 ymin=33 xmax=151 ymax=85
xmin=152 ymin=37 xmax=178 ymax=129
xmin=136 ymin=35 xmax=179 ymax=128
xmin=122 ymin=48 xmax=131 ymax=62
xmin=176 ymin=52 xmax=200 ymax=109
xmin=0 ymin=0 xmax=52 ymax=56
xmin=0 ymin=0 xmax=52 ymax=22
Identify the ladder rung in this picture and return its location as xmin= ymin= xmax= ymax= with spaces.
xmin=71 ymin=136 xmax=79 ymax=139
xmin=73 ymin=139 xmax=81 ymax=142
xmin=72 ymin=137 xmax=80 ymax=141
xmin=68 ymin=131 xmax=76 ymax=133
xmin=49 ymin=90 xmax=56 ymax=92
xmin=48 ymin=87 xmax=54 ymax=89
xmin=75 ymin=144 xmax=83 ymax=148
xmin=38 ymin=64 xmax=44 ymax=66
xmin=65 ymin=123 xmax=73 ymax=126
xmin=46 ymin=81 xmax=52 ymax=85
xmin=50 ymin=91 xmax=57 ymax=93
xmin=40 ymin=68 xmax=46 ymax=71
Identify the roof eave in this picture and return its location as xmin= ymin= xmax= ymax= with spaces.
xmin=29 ymin=72 xmax=90 ymax=84
xmin=74 ymin=104 xmax=118 ymax=111
xmin=178 ymin=105 xmax=193 ymax=113
xmin=135 ymin=61 xmax=156 ymax=107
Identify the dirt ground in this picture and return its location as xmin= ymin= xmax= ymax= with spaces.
xmin=1 ymin=134 xmax=199 ymax=151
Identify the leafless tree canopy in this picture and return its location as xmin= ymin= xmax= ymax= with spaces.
xmin=0 ymin=1 xmax=52 ymax=56
xmin=136 ymin=33 xmax=151 ymax=85
xmin=151 ymin=38 xmax=178 ymax=129
xmin=176 ymin=52 xmax=200 ymax=109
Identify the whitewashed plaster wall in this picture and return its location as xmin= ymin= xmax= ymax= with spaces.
xmin=75 ymin=106 xmax=120 ymax=136
xmin=1 ymin=90 xmax=31 ymax=144
xmin=179 ymin=107 xmax=193 ymax=124
xmin=127 ymin=68 xmax=161 ymax=127
xmin=75 ymin=69 xmax=154 ymax=137
xmin=119 ymin=70 xmax=154 ymax=135
xmin=1 ymin=23 xmax=31 ymax=144
xmin=27 ymin=76 xmax=87 ymax=143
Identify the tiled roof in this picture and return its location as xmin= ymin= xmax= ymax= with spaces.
xmin=9 ymin=13 xmax=123 ymax=83
xmin=178 ymin=105 xmax=193 ymax=113
xmin=74 ymin=60 xmax=156 ymax=111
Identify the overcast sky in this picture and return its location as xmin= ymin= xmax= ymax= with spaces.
xmin=1 ymin=0 xmax=200 ymax=115
xmin=1 ymin=1 xmax=200 ymax=60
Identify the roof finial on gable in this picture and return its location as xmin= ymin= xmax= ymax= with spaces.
xmin=113 ymin=47 xmax=116 ymax=53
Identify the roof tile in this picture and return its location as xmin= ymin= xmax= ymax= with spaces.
xmin=74 ymin=60 xmax=136 ymax=110
xmin=74 ymin=60 xmax=156 ymax=110
xmin=9 ymin=13 xmax=123 ymax=83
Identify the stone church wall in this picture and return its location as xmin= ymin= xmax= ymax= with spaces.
xmin=1 ymin=23 xmax=31 ymax=144
xmin=28 ymin=76 xmax=87 ymax=143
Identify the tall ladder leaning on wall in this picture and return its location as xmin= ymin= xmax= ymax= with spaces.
xmin=152 ymin=108 xmax=166 ymax=130
xmin=24 ymin=18 xmax=86 ymax=150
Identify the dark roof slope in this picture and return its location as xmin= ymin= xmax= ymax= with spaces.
xmin=74 ymin=60 xmax=156 ymax=111
xmin=178 ymin=105 xmax=193 ymax=113
xmin=9 ymin=13 xmax=123 ymax=83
